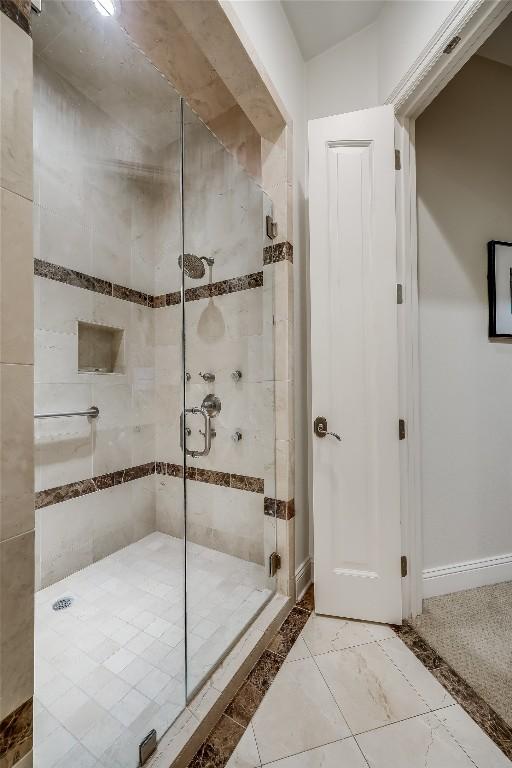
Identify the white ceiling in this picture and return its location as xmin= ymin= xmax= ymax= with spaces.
xmin=282 ymin=0 xmax=384 ymax=61
xmin=477 ymin=11 xmax=512 ymax=69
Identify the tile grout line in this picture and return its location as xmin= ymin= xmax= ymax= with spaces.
xmin=259 ymin=736 xmax=356 ymax=767
xmin=429 ymin=708 xmax=481 ymax=768
xmin=307 ymin=638 xmax=354 ymax=743
xmin=376 ymin=634 xmax=437 ymax=716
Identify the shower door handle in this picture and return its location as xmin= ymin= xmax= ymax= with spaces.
xmin=180 ymin=407 xmax=212 ymax=457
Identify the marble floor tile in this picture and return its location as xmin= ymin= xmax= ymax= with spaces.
xmin=51 ymin=742 xmax=99 ymax=768
xmin=35 ymin=723 xmax=77 ymax=768
xmin=301 ymin=613 xmax=382 ymax=656
xmin=264 ymin=737 xmax=368 ymax=767
xmin=225 ymin=723 xmax=261 ymax=767
xmin=435 ymin=705 xmax=512 ymax=768
xmin=356 ymin=712 xmax=476 ymax=767
xmin=315 ymin=641 xmax=428 ymax=734
xmin=379 ymin=636 xmax=454 ymax=711
xmin=284 ymin=635 xmax=311 ymax=662
xmin=252 ymin=656 xmax=350 ymax=764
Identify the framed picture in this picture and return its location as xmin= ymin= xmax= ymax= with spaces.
xmin=488 ymin=240 xmax=512 ymax=338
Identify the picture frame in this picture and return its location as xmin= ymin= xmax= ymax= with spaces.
xmin=487 ymin=240 xmax=512 ymax=338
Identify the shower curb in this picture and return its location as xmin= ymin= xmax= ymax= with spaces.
xmin=144 ymin=593 xmax=291 ymax=768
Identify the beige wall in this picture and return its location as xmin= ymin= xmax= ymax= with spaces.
xmin=0 ymin=7 xmax=35 ymax=764
xmin=417 ymin=55 xmax=512 ymax=575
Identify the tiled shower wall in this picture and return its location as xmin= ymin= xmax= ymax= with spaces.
xmin=33 ymin=31 xmax=276 ymax=587
xmin=0 ymin=2 xmax=35 ymax=765
xmin=32 ymin=50 xmax=175 ymax=589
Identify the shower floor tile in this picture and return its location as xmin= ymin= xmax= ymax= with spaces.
xmin=34 ymin=532 xmax=271 ymax=768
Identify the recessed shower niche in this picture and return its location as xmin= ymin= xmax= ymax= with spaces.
xmin=77 ymin=320 xmax=125 ymax=374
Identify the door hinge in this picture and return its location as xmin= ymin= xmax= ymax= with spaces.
xmin=443 ymin=35 xmax=461 ymax=55
xmin=139 ymin=729 xmax=157 ymax=765
xmin=401 ymin=556 xmax=408 ymax=578
xmin=269 ymin=551 xmax=281 ymax=578
xmin=266 ymin=215 xmax=277 ymax=240
xmin=397 ymin=283 xmax=403 ymax=305
xmin=399 ymin=418 xmax=406 ymax=440
xmin=394 ymin=149 xmax=401 ymax=170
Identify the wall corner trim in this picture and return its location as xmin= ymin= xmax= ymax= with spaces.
xmin=295 ymin=556 xmax=313 ymax=602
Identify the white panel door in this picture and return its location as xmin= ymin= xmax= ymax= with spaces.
xmin=308 ymin=105 xmax=402 ymax=624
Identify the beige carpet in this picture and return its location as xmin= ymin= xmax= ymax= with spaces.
xmin=410 ymin=581 xmax=512 ymax=727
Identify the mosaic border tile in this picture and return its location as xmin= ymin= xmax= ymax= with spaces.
xmin=34 ymin=260 xmax=264 ymax=307
xmin=36 ymin=463 xmax=268 ymax=510
xmin=184 ymin=272 xmax=263 ymax=302
xmin=263 ymin=241 xmax=293 ymax=265
xmin=35 ymin=462 xmax=155 ymax=509
xmin=0 ymin=697 xmax=32 ymax=766
xmin=393 ymin=621 xmax=512 ymax=760
xmin=156 ymin=463 xmax=264 ymax=494
xmin=0 ymin=0 xmax=30 ymax=36
xmin=264 ymin=496 xmax=295 ymax=520
xmin=187 ymin=586 xmax=314 ymax=767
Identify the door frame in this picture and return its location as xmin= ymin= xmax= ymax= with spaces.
xmin=390 ymin=0 xmax=512 ymax=617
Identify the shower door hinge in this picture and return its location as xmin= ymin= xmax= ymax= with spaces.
xmin=269 ymin=551 xmax=281 ymax=578
xmin=399 ymin=418 xmax=406 ymax=440
xmin=266 ymin=215 xmax=278 ymax=240
xmin=401 ymin=555 xmax=408 ymax=578
xmin=31 ymin=0 xmax=42 ymax=11
xmin=394 ymin=149 xmax=401 ymax=170
xmin=443 ymin=35 xmax=461 ymax=55
xmin=139 ymin=729 xmax=157 ymax=765
xmin=397 ymin=283 xmax=403 ymax=304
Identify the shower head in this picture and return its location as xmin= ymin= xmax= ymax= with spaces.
xmin=179 ymin=253 xmax=215 ymax=280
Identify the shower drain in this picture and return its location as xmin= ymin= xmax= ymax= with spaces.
xmin=52 ymin=596 xmax=73 ymax=611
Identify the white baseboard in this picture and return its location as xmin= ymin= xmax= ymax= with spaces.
xmin=295 ymin=557 xmax=313 ymax=601
xmin=423 ymin=552 xmax=512 ymax=598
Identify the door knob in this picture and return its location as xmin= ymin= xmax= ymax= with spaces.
xmin=314 ymin=416 xmax=341 ymax=441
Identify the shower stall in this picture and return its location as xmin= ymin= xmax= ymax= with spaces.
xmin=32 ymin=2 xmax=277 ymax=764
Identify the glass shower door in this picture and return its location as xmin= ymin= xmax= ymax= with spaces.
xmin=181 ymin=104 xmax=277 ymax=695
xmin=31 ymin=3 xmax=187 ymax=765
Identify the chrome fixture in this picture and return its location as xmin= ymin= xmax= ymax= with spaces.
xmin=201 ymin=393 xmax=221 ymax=418
xmin=266 ymin=215 xmax=278 ymax=240
xmin=185 ymin=372 xmax=191 ymax=382
xmin=180 ymin=394 xmax=221 ymax=458
xmin=52 ymin=596 xmax=73 ymax=611
xmin=180 ymin=408 xmax=209 ymax=458
xmin=178 ymin=253 xmax=215 ymax=280
xmin=231 ymin=370 xmax=242 ymax=382
xmin=200 ymin=426 xmax=216 ymax=439
xmin=199 ymin=371 xmax=215 ymax=383
xmin=313 ymin=416 xmax=341 ymax=441
xmin=232 ymin=431 xmax=242 ymax=442
xmin=35 ymin=406 xmax=99 ymax=420
xmin=139 ymin=730 xmax=157 ymax=766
